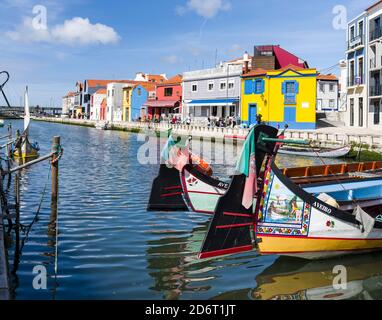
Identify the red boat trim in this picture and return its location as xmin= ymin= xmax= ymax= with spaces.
xmin=161 ymin=192 xmax=183 ymax=198
xmin=164 ymin=185 xmax=182 ymax=191
xmin=216 ymin=222 xmax=252 ymax=229
xmin=258 ymin=234 xmax=382 ymax=241
xmin=188 ymin=190 xmax=223 ymax=196
xmin=199 ymin=245 xmax=253 ymax=259
xmin=224 ymin=212 xmax=253 ymax=218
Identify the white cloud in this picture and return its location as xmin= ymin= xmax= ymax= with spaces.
xmin=177 ymin=0 xmax=231 ymax=19
xmin=6 ymin=17 xmax=120 ymax=46
xmin=52 ymin=17 xmax=119 ymax=45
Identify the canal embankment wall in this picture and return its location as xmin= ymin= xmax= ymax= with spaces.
xmin=32 ymin=117 xmax=382 ymax=151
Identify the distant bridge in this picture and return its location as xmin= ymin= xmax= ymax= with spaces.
xmin=0 ymin=106 xmax=62 ymax=119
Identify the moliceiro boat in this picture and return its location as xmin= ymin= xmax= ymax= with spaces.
xmin=13 ymin=87 xmax=39 ymax=161
xmin=199 ymin=142 xmax=382 ymax=260
xmin=147 ymin=125 xmax=279 ymax=212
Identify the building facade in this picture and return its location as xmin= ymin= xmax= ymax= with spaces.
xmin=241 ymin=66 xmax=317 ymax=129
xmin=122 ymin=84 xmax=153 ymax=122
xmin=346 ymin=11 xmax=368 ymax=128
xmin=316 ymin=74 xmax=339 ymax=112
xmin=182 ymin=62 xmax=245 ymax=123
xmin=62 ymin=92 xmax=75 ymax=116
xmin=90 ymin=89 xmax=106 ymax=121
xmin=144 ymin=75 xmax=182 ymax=120
xmin=368 ymin=1 xmax=382 ymax=127
xmin=106 ymin=83 xmax=127 ymax=122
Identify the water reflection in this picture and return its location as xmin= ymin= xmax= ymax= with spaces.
xmin=252 ymin=254 xmax=382 ymax=300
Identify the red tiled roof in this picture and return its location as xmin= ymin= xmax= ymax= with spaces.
xmin=317 ymin=74 xmax=338 ymax=81
xmin=242 ymin=68 xmax=268 ymax=78
xmin=147 ymin=74 xmax=167 ymax=83
xmin=157 ymin=74 xmax=183 ymax=86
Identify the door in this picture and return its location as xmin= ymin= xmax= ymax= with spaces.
xmin=284 ymin=106 xmax=296 ymax=124
xmin=249 ymin=104 xmax=257 ymax=125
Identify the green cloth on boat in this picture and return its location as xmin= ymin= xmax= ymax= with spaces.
xmin=235 ymin=127 xmax=255 ymax=177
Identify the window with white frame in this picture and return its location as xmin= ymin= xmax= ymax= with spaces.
xmin=329 ymin=84 xmax=335 ymax=92
xmin=208 ymin=82 xmax=214 ymax=91
xmin=329 ymin=99 xmax=335 ymax=108
xmin=191 ymin=83 xmax=198 ymax=92
xmin=228 ymin=81 xmax=234 ymax=90
xmin=220 ymin=81 xmax=227 ymax=90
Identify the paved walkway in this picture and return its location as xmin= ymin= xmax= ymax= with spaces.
xmin=0 ymin=218 xmax=9 ymax=300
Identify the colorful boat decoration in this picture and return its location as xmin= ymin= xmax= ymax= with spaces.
xmin=279 ymin=145 xmax=351 ymax=158
xmin=13 ymin=87 xmax=39 ymax=161
xmin=199 ymin=149 xmax=382 ymax=260
xmin=148 ymin=125 xmax=279 ymax=213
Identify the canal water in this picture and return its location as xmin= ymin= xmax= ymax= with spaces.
xmin=3 ymin=120 xmax=382 ymax=300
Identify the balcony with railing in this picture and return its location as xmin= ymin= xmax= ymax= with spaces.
xmin=348 ymin=75 xmax=365 ymax=87
xmin=370 ymin=84 xmax=382 ymax=97
xmin=370 ymin=27 xmax=382 ymax=42
xmin=347 ymin=35 xmax=364 ymax=50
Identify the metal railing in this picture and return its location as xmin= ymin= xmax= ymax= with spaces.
xmin=348 ymin=75 xmax=364 ymax=87
xmin=347 ymin=35 xmax=364 ymax=50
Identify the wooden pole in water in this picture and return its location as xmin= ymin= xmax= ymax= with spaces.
xmin=51 ymin=136 xmax=60 ymax=208
xmin=15 ymin=173 xmax=20 ymax=255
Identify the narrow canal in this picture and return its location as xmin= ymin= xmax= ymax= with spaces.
xmin=4 ymin=120 xmax=382 ymax=300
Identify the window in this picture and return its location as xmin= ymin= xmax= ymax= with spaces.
xmin=320 ymin=84 xmax=325 ymax=92
xmin=228 ymin=81 xmax=234 ymax=90
xmin=138 ymin=88 xmax=142 ymax=96
xmin=359 ymin=21 xmax=364 ymax=36
xmin=220 ymin=81 xmax=227 ymax=90
xmin=329 ymin=84 xmax=334 ymax=92
xmin=329 ymin=99 xmax=335 ymax=108
xmin=358 ymin=57 xmax=364 ymax=83
xmin=374 ymin=102 xmax=380 ymax=125
xmin=191 ymin=83 xmax=198 ymax=92
xmin=208 ymin=82 xmax=214 ymax=91
xmin=350 ymin=98 xmax=354 ymax=126
xmin=212 ymin=106 xmax=218 ymax=117
xmin=254 ymin=79 xmax=264 ymax=94
xmin=201 ymin=106 xmax=209 ymax=117
xmin=164 ymin=88 xmax=173 ymax=97
xmin=350 ymin=60 xmax=355 ymax=85
xmin=230 ymin=106 xmax=236 ymax=116
xmin=283 ymin=81 xmax=299 ymax=105
xmin=359 ymin=98 xmax=364 ymax=127
xmin=350 ymin=25 xmax=355 ymax=40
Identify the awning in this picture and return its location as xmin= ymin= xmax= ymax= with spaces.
xmin=185 ymin=98 xmax=239 ymax=107
xmin=143 ymin=100 xmax=180 ymax=108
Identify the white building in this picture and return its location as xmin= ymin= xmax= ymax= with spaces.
xmin=106 ymin=83 xmax=127 ymax=122
xmin=344 ymin=0 xmax=382 ymax=128
xmin=90 ymin=89 xmax=106 ymax=121
xmin=62 ymin=92 xmax=75 ymax=116
xmin=316 ymin=74 xmax=339 ymax=112
xmin=182 ymin=53 xmax=252 ymax=123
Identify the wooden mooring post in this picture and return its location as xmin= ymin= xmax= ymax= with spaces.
xmin=16 ymin=130 xmax=22 ymax=166
xmin=51 ymin=136 xmax=60 ymax=210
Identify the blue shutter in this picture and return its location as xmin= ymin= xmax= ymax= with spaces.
xmin=245 ymin=80 xmax=253 ymax=95
xmin=282 ymin=82 xmax=286 ymax=94
xmin=295 ymin=81 xmax=299 ymax=94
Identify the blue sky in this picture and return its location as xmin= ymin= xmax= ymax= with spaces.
xmin=0 ymin=0 xmax=376 ymax=106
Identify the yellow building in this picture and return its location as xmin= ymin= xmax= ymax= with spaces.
xmin=122 ymin=86 xmax=133 ymax=122
xmin=241 ymin=65 xmax=317 ymax=129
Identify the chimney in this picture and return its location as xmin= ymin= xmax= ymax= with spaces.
xmin=243 ymin=60 xmax=249 ymax=74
